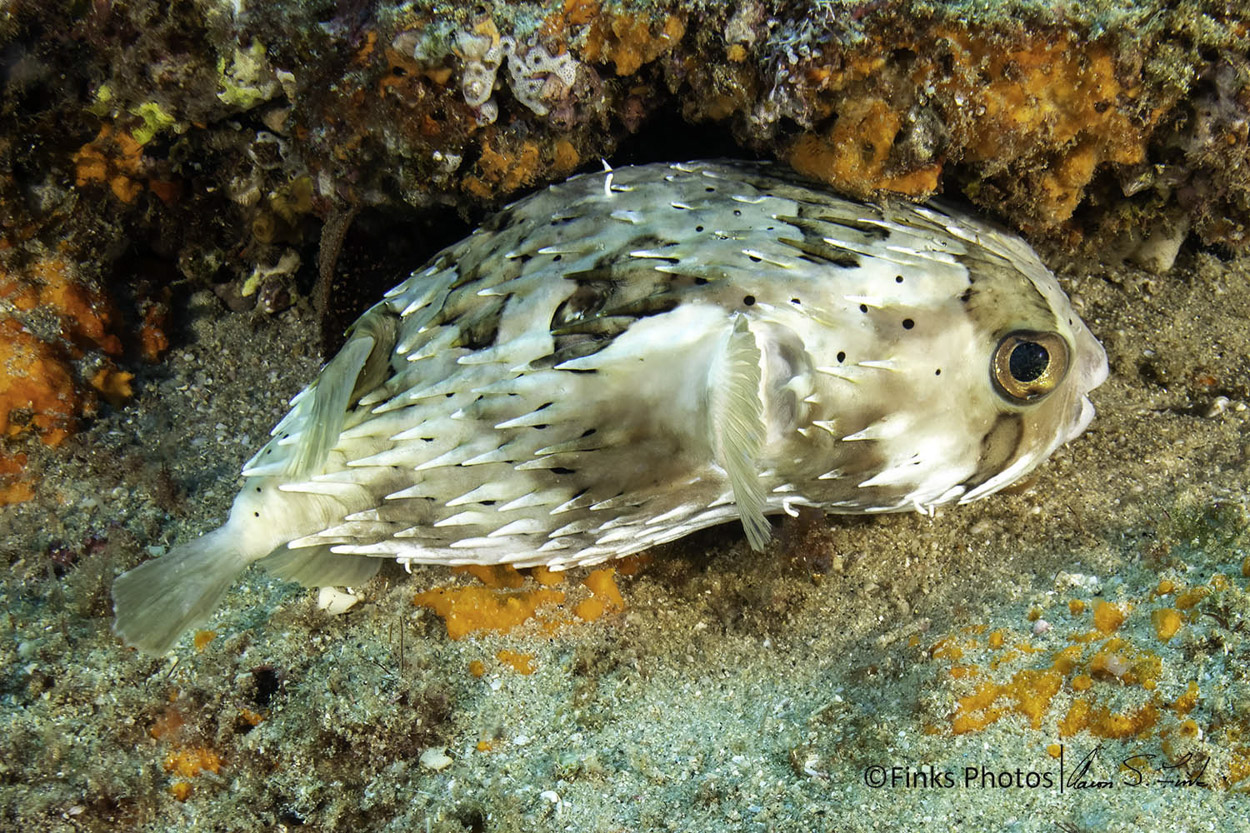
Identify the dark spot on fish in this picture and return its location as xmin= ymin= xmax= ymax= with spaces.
xmin=791 ymin=298 xmax=801 ymax=304
xmin=481 ymin=500 xmax=496 ymax=506
xmin=581 ymin=428 xmax=597 ymax=437
xmin=696 ymin=226 xmax=704 ymax=232
xmin=733 ymin=209 xmax=742 ymax=217
xmin=695 ymin=277 xmax=709 ymax=285
xmin=533 ymin=424 xmax=548 ymax=430
xmin=859 ymin=304 xmax=868 ymax=313
xmin=903 ymin=318 xmax=915 ymax=329
xmin=935 ymin=369 xmax=941 ymax=375
xmin=553 ymin=254 xmax=563 ymax=262
xmin=744 ymin=295 xmax=756 ymax=306
xmin=254 ymin=512 xmax=260 ymax=517
xmin=896 ymin=275 xmax=904 ymax=283
xmin=551 ymin=467 xmax=577 ymax=475
xmin=837 ymin=351 xmax=846 ymax=363
xmin=748 ymin=255 xmax=762 ymax=263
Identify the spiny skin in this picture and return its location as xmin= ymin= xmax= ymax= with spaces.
xmin=112 ymin=160 xmax=1108 ymax=654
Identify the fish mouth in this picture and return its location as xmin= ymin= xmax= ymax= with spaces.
xmin=1076 ymin=322 xmax=1110 ymax=392
xmin=1062 ymin=323 xmax=1109 ymax=444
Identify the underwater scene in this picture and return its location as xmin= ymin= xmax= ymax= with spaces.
xmin=1 ymin=1 xmax=1249 ymax=831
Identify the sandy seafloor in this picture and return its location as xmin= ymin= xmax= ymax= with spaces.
xmin=1 ymin=215 xmax=1249 ymax=832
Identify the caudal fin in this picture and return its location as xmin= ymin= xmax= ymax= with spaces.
xmin=111 ymin=525 xmax=255 ymax=655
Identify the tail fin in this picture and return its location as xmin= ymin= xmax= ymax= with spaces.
xmin=111 ymin=525 xmax=255 ymax=655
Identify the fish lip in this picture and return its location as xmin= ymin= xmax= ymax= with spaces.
xmin=1076 ymin=326 xmax=1110 ymax=392
xmin=1065 ymin=394 xmax=1098 ymax=443
xmin=1084 ymin=346 xmax=1110 ymax=392
xmin=1063 ymin=325 xmax=1108 ymax=443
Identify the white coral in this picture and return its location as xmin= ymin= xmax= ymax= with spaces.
xmin=449 ymin=26 xmax=580 ymax=121
xmin=507 ymin=43 xmax=578 ymax=116
xmin=455 ymin=30 xmax=506 ymax=109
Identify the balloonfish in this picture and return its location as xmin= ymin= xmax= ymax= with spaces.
xmin=112 ymin=160 xmax=1108 ymax=654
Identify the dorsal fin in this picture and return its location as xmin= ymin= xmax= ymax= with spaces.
xmin=708 ymin=314 xmax=770 ymax=550
xmin=243 ymin=311 xmax=398 ymax=479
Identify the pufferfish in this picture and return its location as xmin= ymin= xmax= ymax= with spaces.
xmin=112 ymin=160 xmax=1108 ymax=654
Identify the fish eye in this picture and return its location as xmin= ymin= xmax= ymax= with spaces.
xmin=992 ymin=331 xmax=1070 ymax=403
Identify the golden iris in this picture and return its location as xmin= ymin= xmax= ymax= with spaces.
xmin=992 ymin=331 xmax=1069 ymax=402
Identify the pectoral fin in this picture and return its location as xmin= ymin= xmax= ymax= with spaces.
xmin=708 ymin=314 xmax=770 ymax=550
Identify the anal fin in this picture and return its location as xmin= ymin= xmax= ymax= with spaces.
xmin=259 ymin=545 xmax=382 ymax=587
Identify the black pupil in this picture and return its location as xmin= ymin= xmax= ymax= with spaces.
xmin=1009 ymin=341 xmax=1049 ymax=382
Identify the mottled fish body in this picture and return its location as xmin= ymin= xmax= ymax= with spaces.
xmin=112 ymin=160 xmax=1107 ymax=653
